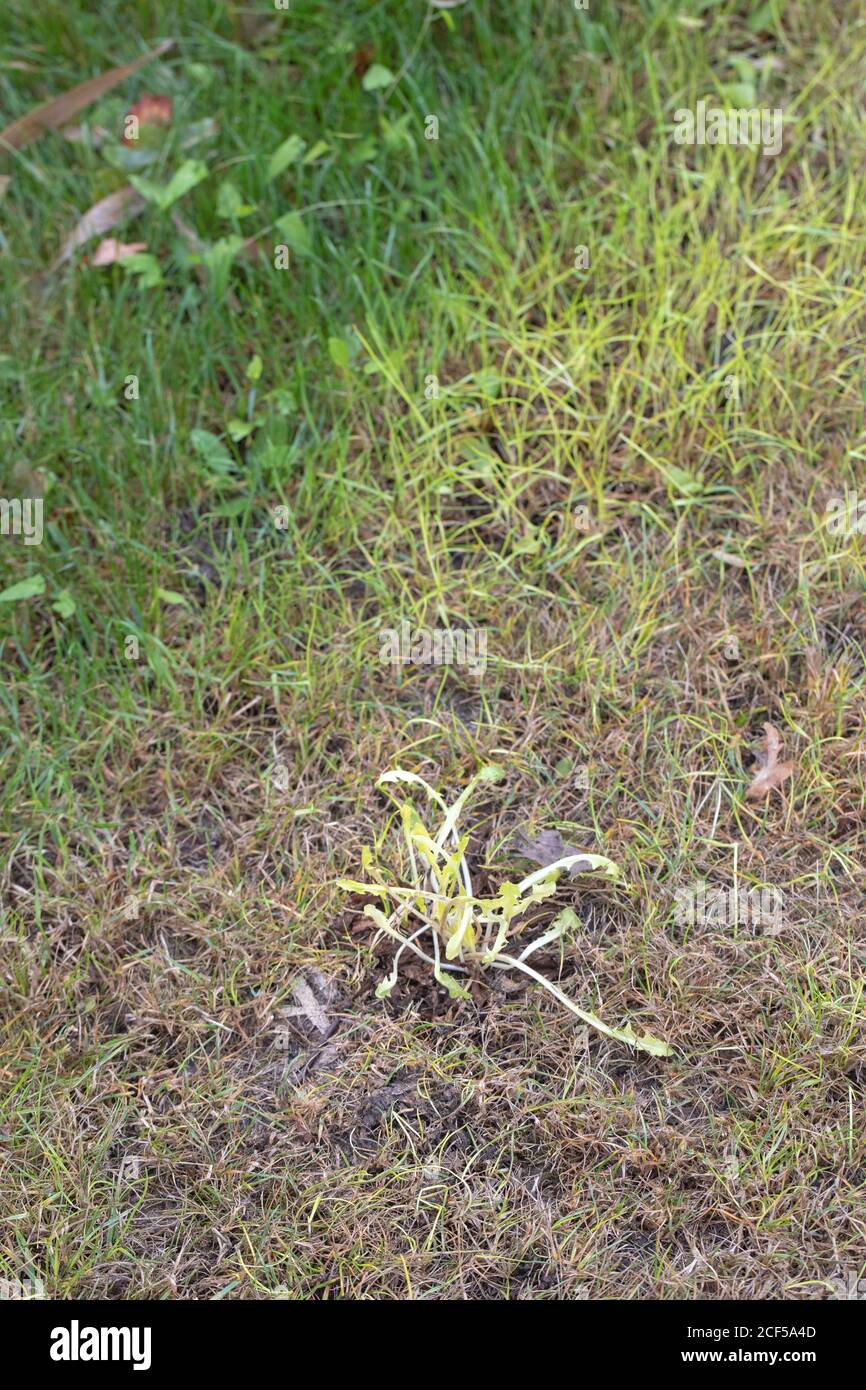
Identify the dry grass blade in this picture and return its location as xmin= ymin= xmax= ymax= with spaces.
xmin=50 ymin=186 xmax=145 ymax=272
xmin=0 ymin=39 xmax=174 ymax=152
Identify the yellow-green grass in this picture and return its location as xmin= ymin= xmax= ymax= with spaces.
xmin=1 ymin=0 xmax=864 ymax=1299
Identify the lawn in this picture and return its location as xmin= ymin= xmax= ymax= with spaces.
xmin=1 ymin=0 xmax=865 ymax=1300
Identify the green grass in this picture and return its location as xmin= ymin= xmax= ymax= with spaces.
xmin=1 ymin=0 xmax=865 ymax=1299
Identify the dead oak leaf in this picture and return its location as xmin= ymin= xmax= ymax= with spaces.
xmin=90 ymin=237 xmax=148 ymax=266
xmin=510 ymin=828 xmax=593 ymax=876
xmin=49 ymin=185 xmax=145 ymax=273
xmin=745 ymin=723 xmax=795 ymax=800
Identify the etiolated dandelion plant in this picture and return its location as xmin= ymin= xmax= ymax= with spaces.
xmin=339 ymin=766 xmax=672 ymax=1057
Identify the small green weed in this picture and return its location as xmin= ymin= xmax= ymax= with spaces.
xmin=341 ymin=767 xmax=672 ymax=1057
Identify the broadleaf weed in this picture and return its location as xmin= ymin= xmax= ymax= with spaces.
xmin=340 ymin=767 xmax=672 ymax=1057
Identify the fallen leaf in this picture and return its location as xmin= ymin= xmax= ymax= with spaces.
xmin=0 ymin=39 xmax=174 ymax=152
xmin=352 ymin=45 xmax=375 ymax=78
xmin=276 ymin=973 xmax=337 ymax=1038
xmin=510 ymin=828 xmax=594 ymax=876
xmin=90 ymin=237 xmax=148 ymax=266
xmin=745 ymin=723 xmax=795 ymax=800
xmin=290 ymin=978 xmax=331 ymax=1035
xmin=0 ymin=175 xmax=10 ymax=203
xmin=122 ymin=93 xmax=172 ymax=143
xmin=50 ymin=185 xmax=145 ymax=272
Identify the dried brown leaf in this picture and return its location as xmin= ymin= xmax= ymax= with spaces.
xmin=745 ymin=722 xmax=795 ymax=799
xmin=0 ymin=40 xmax=174 ymax=152
xmin=90 ymin=237 xmax=148 ymax=266
xmin=49 ymin=185 xmax=145 ymax=272
xmin=510 ymin=828 xmax=593 ymax=876
xmin=352 ymin=45 xmax=375 ymax=78
xmin=276 ymin=972 xmax=337 ymax=1039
